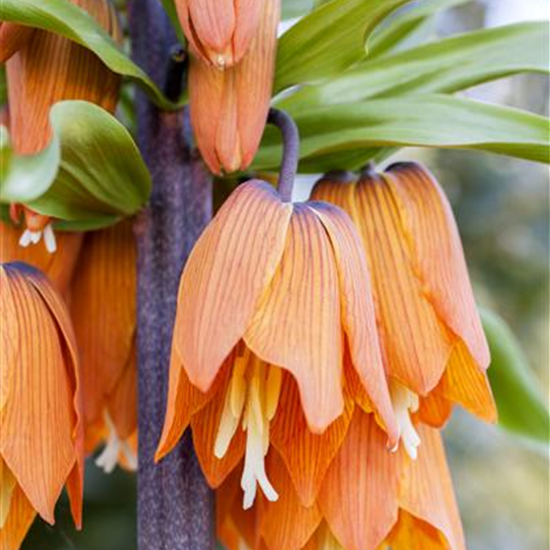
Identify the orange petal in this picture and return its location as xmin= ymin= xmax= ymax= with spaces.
xmin=0 ymin=485 xmax=36 ymax=550
xmin=397 ymin=424 xmax=466 ymax=550
xmin=259 ymin=452 xmax=322 ymax=550
xmin=270 ymin=375 xmax=354 ymax=507
xmin=302 ymin=522 xmax=346 ymax=550
xmin=434 ymin=341 xmax=497 ymax=423
xmin=309 ymin=201 xmax=398 ymax=442
xmin=353 ymin=172 xmax=453 ymax=395
xmin=386 ymin=163 xmax=490 ymax=370
xmin=191 ymin=365 xmax=246 ymax=488
xmin=417 ymin=391 xmax=453 ymax=428
xmin=0 ymin=23 xmax=35 ymax=63
xmin=0 ymin=264 xmax=77 ymax=524
xmin=0 ymin=221 xmax=83 ymax=295
xmin=245 ymin=204 xmax=344 ymax=433
xmin=70 ymin=222 xmax=136 ymax=433
xmin=319 ymin=410 xmax=399 ymax=550
xmin=173 ymin=180 xmax=292 ymax=392
xmin=389 ymin=510 xmax=450 ymax=550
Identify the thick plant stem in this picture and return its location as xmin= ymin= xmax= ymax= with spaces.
xmin=129 ymin=1 xmax=215 ymax=549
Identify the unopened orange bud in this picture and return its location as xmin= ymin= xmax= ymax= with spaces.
xmin=188 ymin=0 xmax=280 ymax=174
xmin=176 ymin=0 xmax=264 ymax=69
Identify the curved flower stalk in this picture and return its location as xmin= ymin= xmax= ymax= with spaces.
xmin=189 ymin=0 xmax=280 ymax=174
xmin=0 ymin=262 xmax=83 ymax=550
xmin=69 ymin=221 xmax=138 ymax=473
xmin=217 ymin=411 xmax=465 ymax=550
xmin=176 ymin=0 xmax=264 ymax=68
xmin=156 ymin=110 xmax=397 ymax=511
xmin=311 ymin=163 xmax=497 ymax=457
xmin=0 ymin=0 xmax=122 ymax=252
xmin=0 ymin=221 xmax=83 ymax=295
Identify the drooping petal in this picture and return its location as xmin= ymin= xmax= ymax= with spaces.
xmin=302 ymin=523 xmax=346 ymax=550
xmin=270 ymin=375 xmax=354 ymax=507
xmin=245 ymin=204 xmax=344 ymax=433
xmin=259 ymin=452 xmax=322 ymax=550
xmin=0 ymin=485 xmax=36 ymax=550
xmin=416 ymin=391 xmax=453 ymax=428
xmin=353 ymin=172 xmax=453 ymax=395
xmin=386 ymin=162 xmax=490 ymax=370
xmin=0 ymin=221 xmax=83 ymax=295
xmin=309 ymin=201 xmax=398 ymax=442
xmin=0 ymin=264 xmax=77 ymax=524
xmin=173 ymin=180 xmax=292 ymax=392
xmin=319 ymin=410 xmax=399 ymax=550
xmin=0 ymin=23 xmax=35 ymax=63
xmin=70 ymin=222 xmax=136 ymax=433
xmin=397 ymin=424 xmax=466 ymax=550
xmin=389 ymin=511 xmax=450 ymax=550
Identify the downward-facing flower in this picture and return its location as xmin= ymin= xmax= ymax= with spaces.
xmin=0 ymin=262 xmax=83 ymax=550
xmin=69 ymin=221 xmax=137 ymax=473
xmin=176 ymin=0 xmax=263 ymax=68
xmin=156 ymin=110 xmax=397 ymax=510
xmin=0 ymin=0 xmax=122 ymax=252
xmin=189 ymin=0 xmax=279 ymax=174
xmin=217 ymin=410 xmax=466 ymax=550
xmin=311 ymin=163 xmax=497 ymax=458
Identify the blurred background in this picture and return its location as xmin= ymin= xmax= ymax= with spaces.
xmin=23 ymin=0 xmax=549 ymax=549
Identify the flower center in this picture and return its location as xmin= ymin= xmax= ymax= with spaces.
xmin=390 ymin=379 xmax=421 ymax=460
xmin=19 ymin=222 xmax=57 ymax=254
xmin=215 ymin=349 xmax=282 ymax=509
xmin=0 ymin=458 xmax=17 ymax=529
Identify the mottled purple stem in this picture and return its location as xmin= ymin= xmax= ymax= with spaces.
xmin=129 ymin=1 xmax=214 ymax=549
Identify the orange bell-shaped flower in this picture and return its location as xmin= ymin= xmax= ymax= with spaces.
xmin=69 ymin=221 xmax=138 ymax=473
xmin=0 ymin=262 xmax=83 ymax=550
xmin=189 ymin=0 xmax=279 ymax=174
xmin=311 ymin=163 xmax=497 ymax=460
xmin=1 ymin=0 xmax=122 ymax=252
xmin=157 ymin=111 xmax=397 ymax=510
xmin=176 ymin=0 xmax=264 ymax=68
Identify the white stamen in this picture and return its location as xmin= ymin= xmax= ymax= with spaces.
xmin=43 ymin=223 xmax=57 ymax=253
xmin=19 ymin=229 xmax=36 ymax=248
xmin=390 ymin=380 xmax=421 ymax=460
xmin=121 ymin=440 xmax=138 ymax=471
xmin=95 ymin=412 xmax=135 ymax=474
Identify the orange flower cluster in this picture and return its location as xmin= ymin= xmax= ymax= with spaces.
xmin=158 ymin=156 xmax=496 ymax=550
xmin=180 ymin=0 xmax=280 ymax=174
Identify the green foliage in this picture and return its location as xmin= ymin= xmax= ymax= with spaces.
xmin=255 ymin=94 xmax=550 ymax=172
xmin=0 ymin=101 xmax=151 ymax=230
xmin=275 ymin=0 xmax=412 ymax=92
xmin=158 ymin=0 xmax=186 ymax=44
xmin=481 ymin=308 xmax=549 ymax=444
xmin=0 ymin=0 xmax=179 ymax=110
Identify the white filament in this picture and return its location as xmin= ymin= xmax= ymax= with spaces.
xmin=18 ymin=223 xmax=57 ymax=254
xmin=390 ymin=380 xmax=421 ymax=460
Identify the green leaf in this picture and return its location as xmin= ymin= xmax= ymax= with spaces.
xmin=481 ymin=308 xmax=549 ymax=444
xmin=1 ymin=101 xmax=151 ymax=231
xmin=282 ymin=0 xmax=314 ymax=19
xmin=368 ymin=0 xmax=474 ymax=59
xmin=280 ymin=22 xmax=549 ymax=112
xmin=274 ymin=0 xmax=412 ymax=92
xmin=255 ymin=95 xmax=550 ymax=172
xmin=0 ymin=0 xmax=178 ymax=110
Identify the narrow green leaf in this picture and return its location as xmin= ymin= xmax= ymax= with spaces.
xmin=0 ymin=0 xmax=178 ymax=110
xmin=282 ymin=0 xmax=314 ymax=19
xmin=280 ymin=22 xmax=549 ymax=112
xmin=255 ymin=95 xmax=550 ymax=172
xmin=274 ymin=0 xmax=412 ymax=92
xmin=481 ymin=308 xmax=549 ymax=444
xmin=1 ymin=101 xmax=151 ymax=231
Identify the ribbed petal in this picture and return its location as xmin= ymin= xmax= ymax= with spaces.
xmin=302 ymin=523 xmax=346 ymax=550
xmin=0 ymin=23 xmax=35 ymax=63
xmin=417 ymin=392 xmax=453 ymax=428
xmin=6 ymin=0 xmax=121 ymax=154
xmin=434 ymin=341 xmax=496 ymax=423
xmin=0 ymin=221 xmax=83 ymax=295
xmin=386 ymin=163 xmax=490 ymax=370
xmin=309 ymin=201 xmax=398 ymax=443
xmin=259 ymin=452 xmax=322 ymax=550
xmin=319 ymin=410 xmax=399 ymax=550
xmin=397 ymin=424 xmax=466 ymax=550
xmin=70 ymin=222 xmax=136 ymax=435
xmin=245 ymin=204 xmax=344 ymax=433
xmin=271 ymin=375 xmax=353 ymax=507
xmin=389 ymin=511 xmax=450 ymax=550
xmin=354 ymin=173 xmax=453 ymax=395
xmin=191 ymin=368 xmax=246 ymax=488
xmin=173 ymin=180 xmax=292 ymax=392
xmin=0 ymin=265 xmax=77 ymax=523
xmin=0 ymin=485 xmax=36 ymax=550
